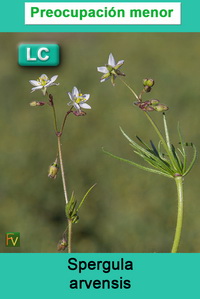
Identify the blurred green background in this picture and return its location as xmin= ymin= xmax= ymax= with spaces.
xmin=0 ymin=33 xmax=199 ymax=253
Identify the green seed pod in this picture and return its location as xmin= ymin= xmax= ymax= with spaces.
xmin=48 ymin=161 xmax=59 ymax=179
xmin=154 ymin=104 xmax=169 ymax=112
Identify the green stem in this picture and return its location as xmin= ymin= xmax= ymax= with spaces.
xmin=171 ymin=176 xmax=184 ymax=253
xmin=67 ymin=219 xmax=72 ymax=253
xmin=57 ymin=136 xmax=73 ymax=252
xmin=57 ymin=136 xmax=68 ymax=204
xmin=120 ymin=78 xmax=139 ymax=100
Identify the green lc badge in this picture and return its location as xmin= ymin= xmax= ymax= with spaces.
xmin=18 ymin=44 xmax=60 ymax=66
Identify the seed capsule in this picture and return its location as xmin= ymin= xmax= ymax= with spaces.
xmin=48 ymin=161 xmax=59 ymax=179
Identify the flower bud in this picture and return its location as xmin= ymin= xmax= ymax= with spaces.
xmin=48 ymin=161 xmax=59 ymax=179
xmin=143 ymin=78 xmax=154 ymax=87
xmin=143 ymin=78 xmax=148 ymax=86
xmin=135 ymin=101 xmax=154 ymax=111
xmin=154 ymin=104 xmax=169 ymax=112
xmin=145 ymin=106 xmax=155 ymax=111
xmin=30 ymin=101 xmax=45 ymax=107
xmin=150 ymin=99 xmax=160 ymax=106
xmin=146 ymin=79 xmax=154 ymax=87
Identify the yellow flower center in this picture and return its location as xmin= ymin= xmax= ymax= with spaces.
xmin=75 ymin=93 xmax=85 ymax=104
xmin=38 ymin=75 xmax=49 ymax=86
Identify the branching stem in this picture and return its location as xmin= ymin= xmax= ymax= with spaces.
xmin=50 ymin=98 xmax=73 ymax=252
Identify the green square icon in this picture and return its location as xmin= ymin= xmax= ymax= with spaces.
xmin=5 ymin=232 xmax=20 ymax=247
xmin=18 ymin=44 xmax=60 ymax=66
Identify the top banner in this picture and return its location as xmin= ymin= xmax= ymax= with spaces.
xmin=25 ymin=2 xmax=181 ymax=25
xmin=0 ymin=0 xmax=199 ymax=32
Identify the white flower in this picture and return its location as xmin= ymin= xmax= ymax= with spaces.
xmin=97 ymin=53 xmax=125 ymax=86
xmin=67 ymin=87 xmax=91 ymax=112
xmin=29 ymin=74 xmax=59 ymax=95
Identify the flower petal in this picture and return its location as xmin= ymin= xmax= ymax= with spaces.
xmin=50 ymin=75 xmax=58 ymax=83
xmin=29 ymin=80 xmax=40 ymax=86
xmin=80 ymin=103 xmax=91 ymax=109
xmin=68 ymin=92 xmax=73 ymax=101
xmin=115 ymin=60 xmax=124 ymax=70
xmin=45 ymin=81 xmax=59 ymax=88
xmin=72 ymin=86 xmax=79 ymax=97
xmin=83 ymin=94 xmax=90 ymax=101
xmin=31 ymin=86 xmax=43 ymax=92
xmin=100 ymin=77 xmax=110 ymax=83
xmin=74 ymin=102 xmax=80 ymax=110
xmin=116 ymin=60 xmax=124 ymax=66
xmin=97 ymin=66 xmax=108 ymax=74
xmin=40 ymin=74 xmax=48 ymax=80
xmin=108 ymin=53 xmax=116 ymax=67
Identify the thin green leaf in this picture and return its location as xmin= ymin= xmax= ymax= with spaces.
xmin=65 ymin=192 xmax=76 ymax=217
xmin=76 ymin=183 xmax=96 ymax=213
xmin=150 ymin=140 xmax=159 ymax=157
xmin=183 ymin=144 xmax=197 ymax=177
xmin=133 ymin=149 xmax=173 ymax=174
xmin=121 ymin=128 xmax=171 ymax=168
xmin=163 ymin=113 xmax=171 ymax=149
xmin=177 ymin=123 xmax=187 ymax=173
xmin=103 ymin=149 xmax=173 ymax=178
xmin=171 ymin=144 xmax=183 ymax=173
xmin=157 ymin=140 xmax=170 ymax=163
xmin=136 ymin=152 xmax=173 ymax=175
xmin=133 ymin=140 xmax=173 ymax=173
xmin=136 ymin=136 xmax=152 ymax=151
